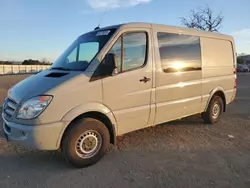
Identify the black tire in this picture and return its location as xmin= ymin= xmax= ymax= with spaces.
xmin=202 ymin=96 xmax=224 ymax=124
xmin=62 ymin=118 xmax=110 ymax=168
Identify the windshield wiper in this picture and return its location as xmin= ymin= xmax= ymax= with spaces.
xmin=50 ymin=67 xmax=71 ymax=71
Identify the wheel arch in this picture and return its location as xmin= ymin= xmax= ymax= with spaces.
xmin=205 ymin=87 xmax=226 ymax=112
xmin=58 ymin=103 xmax=118 ymax=148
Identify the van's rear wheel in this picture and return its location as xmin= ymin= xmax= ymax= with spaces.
xmin=62 ymin=118 xmax=110 ymax=168
xmin=202 ymin=96 xmax=223 ymax=124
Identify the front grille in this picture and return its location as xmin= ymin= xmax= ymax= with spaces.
xmin=3 ymin=97 xmax=18 ymax=118
xmin=4 ymin=122 xmax=11 ymax=134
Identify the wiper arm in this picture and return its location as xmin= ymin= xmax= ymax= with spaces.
xmin=50 ymin=67 xmax=71 ymax=71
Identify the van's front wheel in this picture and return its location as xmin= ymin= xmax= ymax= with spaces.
xmin=202 ymin=96 xmax=224 ymax=124
xmin=62 ymin=118 xmax=110 ymax=168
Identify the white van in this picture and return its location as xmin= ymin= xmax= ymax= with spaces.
xmin=2 ymin=23 xmax=237 ymax=168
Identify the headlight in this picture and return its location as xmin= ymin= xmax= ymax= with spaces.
xmin=17 ymin=96 xmax=53 ymax=119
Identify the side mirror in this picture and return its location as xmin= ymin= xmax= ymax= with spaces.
xmin=103 ymin=53 xmax=118 ymax=75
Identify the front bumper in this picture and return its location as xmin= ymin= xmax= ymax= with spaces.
xmin=2 ymin=114 xmax=69 ymax=150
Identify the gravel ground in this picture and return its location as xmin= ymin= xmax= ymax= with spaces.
xmin=0 ymin=74 xmax=250 ymax=188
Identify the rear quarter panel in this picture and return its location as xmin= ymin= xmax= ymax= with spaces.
xmin=200 ymin=37 xmax=236 ymax=110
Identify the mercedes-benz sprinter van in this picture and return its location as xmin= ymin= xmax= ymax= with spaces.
xmin=2 ymin=23 xmax=237 ymax=168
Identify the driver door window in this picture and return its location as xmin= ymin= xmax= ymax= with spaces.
xmin=108 ymin=32 xmax=147 ymax=73
xmin=109 ymin=38 xmax=122 ymax=72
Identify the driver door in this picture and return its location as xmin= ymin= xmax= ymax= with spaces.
xmin=102 ymin=29 xmax=153 ymax=135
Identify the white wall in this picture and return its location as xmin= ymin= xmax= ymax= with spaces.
xmin=0 ymin=65 xmax=50 ymax=75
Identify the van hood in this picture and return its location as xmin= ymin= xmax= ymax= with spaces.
xmin=8 ymin=70 xmax=83 ymax=104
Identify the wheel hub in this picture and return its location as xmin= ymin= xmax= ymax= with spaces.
xmin=75 ymin=130 xmax=102 ymax=159
xmin=212 ymin=103 xmax=220 ymax=119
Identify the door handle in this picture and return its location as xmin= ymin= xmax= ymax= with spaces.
xmin=140 ymin=76 xmax=151 ymax=83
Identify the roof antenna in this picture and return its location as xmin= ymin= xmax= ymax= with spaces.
xmin=95 ymin=10 xmax=108 ymax=30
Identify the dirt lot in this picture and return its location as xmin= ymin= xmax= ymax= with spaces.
xmin=0 ymin=74 xmax=250 ymax=188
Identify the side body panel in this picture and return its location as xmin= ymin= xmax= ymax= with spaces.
xmin=200 ymin=37 xmax=236 ymax=110
xmin=153 ymin=29 xmax=202 ymax=125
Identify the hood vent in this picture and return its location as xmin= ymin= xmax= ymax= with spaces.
xmin=45 ymin=72 xmax=68 ymax=78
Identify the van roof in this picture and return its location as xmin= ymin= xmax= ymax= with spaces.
xmin=93 ymin=22 xmax=233 ymax=41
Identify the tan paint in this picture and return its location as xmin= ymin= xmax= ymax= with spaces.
xmin=102 ymin=27 xmax=153 ymax=135
xmin=200 ymin=37 xmax=235 ymax=110
xmin=152 ymin=28 xmax=202 ymax=125
xmin=2 ymin=22 xmax=236 ymax=150
xmin=43 ymin=23 xmax=236 ymax=137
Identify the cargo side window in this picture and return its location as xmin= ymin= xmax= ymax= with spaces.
xmin=157 ymin=32 xmax=201 ymax=73
xmin=108 ymin=32 xmax=147 ymax=73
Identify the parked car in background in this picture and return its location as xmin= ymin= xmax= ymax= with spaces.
xmin=237 ymin=64 xmax=249 ymax=72
xmin=247 ymin=64 xmax=250 ymax=70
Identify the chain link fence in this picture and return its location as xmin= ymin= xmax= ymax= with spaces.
xmin=0 ymin=65 xmax=51 ymax=75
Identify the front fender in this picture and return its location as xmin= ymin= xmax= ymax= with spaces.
xmin=61 ymin=102 xmax=118 ymax=134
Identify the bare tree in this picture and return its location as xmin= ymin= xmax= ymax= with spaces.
xmin=180 ymin=5 xmax=224 ymax=32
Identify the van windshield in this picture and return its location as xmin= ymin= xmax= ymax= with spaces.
xmin=51 ymin=29 xmax=117 ymax=71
